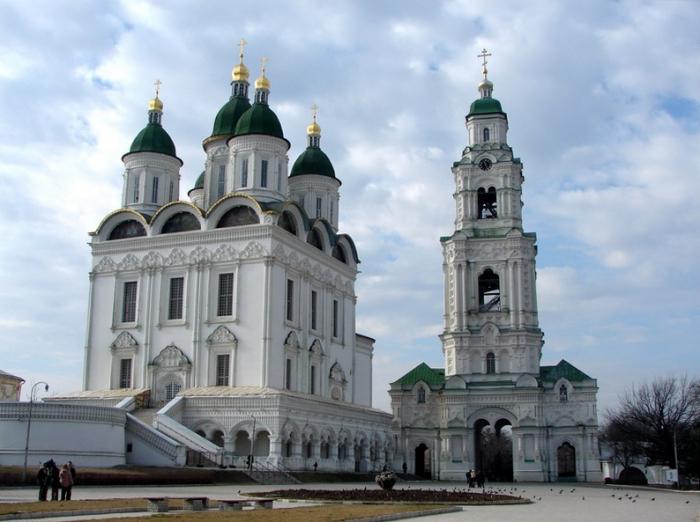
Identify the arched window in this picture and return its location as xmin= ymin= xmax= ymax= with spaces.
xmin=108 ymin=220 xmax=146 ymax=240
xmin=320 ymin=441 xmax=330 ymax=459
xmin=486 ymin=352 xmax=496 ymax=374
xmin=161 ymin=212 xmax=201 ymax=234
xmin=332 ymin=245 xmax=347 ymax=264
xmin=478 ymin=269 xmax=501 ymax=312
xmin=164 ymin=381 xmax=181 ymax=401
xmin=303 ymin=440 xmax=313 ymax=458
xmin=278 ymin=211 xmax=297 ymax=236
xmin=477 ymin=187 xmax=497 ymax=219
xmin=308 ymin=228 xmax=323 ymax=250
xmin=216 ymin=206 xmax=259 ymax=227
xmin=416 ymin=386 xmax=426 ymax=404
xmin=559 ymin=384 xmax=568 ymax=402
xmin=483 ymin=127 xmax=490 ymax=142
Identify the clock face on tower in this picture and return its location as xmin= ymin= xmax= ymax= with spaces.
xmin=478 ymin=158 xmax=492 ymax=171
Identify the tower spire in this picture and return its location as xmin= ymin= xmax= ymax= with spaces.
xmin=254 ymin=56 xmax=270 ymax=104
xmin=231 ymin=38 xmax=250 ymax=98
xmin=148 ymin=79 xmax=164 ymax=124
xmin=307 ymin=103 xmax=321 ymax=147
xmin=476 ymin=48 xmax=494 ymax=99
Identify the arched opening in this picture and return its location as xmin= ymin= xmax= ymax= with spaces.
xmin=108 ymin=220 xmax=146 ymax=240
xmin=233 ymin=430 xmax=251 ymax=456
xmin=477 ymin=187 xmax=497 ymax=219
xmin=216 ymin=206 xmax=259 ymax=228
xmin=161 ymin=212 xmax=201 ymax=233
xmin=559 ymin=384 xmax=569 ymax=402
xmin=338 ymin=440 xmax=347 ymax=461
xmin=278 ymin=211 xmax=297 ymax=236
xmin=354 ymin=440 xmax=364 ymax=472
xmin=163 ymin=380 xmax=181 ymax=401
xmin=283 ymin=437 xmax=294 ymax=458
xmin=253 ymin=431 xmax=270 ymax=457
xmin=307 ymin=228 xmax=323 ymax=251
xmin=332 ymin=244 xmax=347 ymax=264
xmin=478 ymin=269 xmax=501 ymax=312
xmin=486 ymin=352 xmax=496 ymax=374
xmin=483 ymin=127 xmax=490 ymax=142
xmin=320 ymin=440 xmax=330 ymax=459
xmin=557 ymin=442 xmax=576 ymax=479
xmin=211 ymin=430 xmax=224 ymax=447
xmin=474 ymin=419 xmax=513 ymax=482
xmin=195 ymin=429 xmax=206 ymax=438
xmin=416 ymin=386 xmax=426 ymax=403
xmin=414 ymin=443 xmax=431 ymax=479
xmin=303 ymin=439 xmax=313 ymax=459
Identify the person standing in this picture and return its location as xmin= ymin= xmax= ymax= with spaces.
xmin=47 ymin=460 xmax=60 ymax=501
xmin=37 ymin=464 xmax=49 ymax=501
xmin=476 ymin=469 xmax=485 ymax=489
xmin=59 ymin=464 xmax=73 ymax=501
xmin=68 ymin=461 xmax=76 ymax=485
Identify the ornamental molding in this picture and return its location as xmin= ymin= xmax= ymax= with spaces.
xmin=94 ymin=257 xmax=116 ymax=273
xmin=110 ymin=331 xmax=139 ymax=351
xmin=117 ymin=254 xmax=141 ymax=271
xmin=142 ymin=251 xmax=163 ymax=269
xmin=152 ymin=344 xmax=191 ymax=370
xmin=212 ymin=244 xmax=238 ymax=262
xmin=124 ymin=154 xmax=181 ymax=170
xmin=165 ymin=248 xmax=188 ymax=266
xmin=273 ymin=243 xmax=352 ymax=292
xmin=206 ymin=325 xmax=238 ymax=346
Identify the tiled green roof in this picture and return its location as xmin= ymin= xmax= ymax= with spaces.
xmin=234 ymin=102 xmax=285 ymax=140
xmin=290 ymin=146 xmax=336 ymax=179
xmin=128 ymin=122 xmax=178 ymax=159
xmin=211 ymin=95 xmax=251 ymax=138
xmin=194 ymin=171 xmax=205 ymax=189
xmin=392 ymin=362 xmax=445 ymax=387
xmin=468 ymin=97 xmax=506 ymax=117
xmin=540 ymin=359 xmax=592 ymax=383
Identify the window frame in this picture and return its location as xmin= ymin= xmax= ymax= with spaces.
xmin=208 ymin=264 xmax=239 ymax=323
xmin=114 ymin=276 xmax=140 ymax=328
xmin=217 ymin=272 xmax=234 ymax=317
xmin=119 ymin=358 xmax=132 ymax=389
xmin=151 ymin=176 xmax=159 ymax=204
xmin=217 ymin=164 xmax=226 ymax=199
xmin=241 ymin=158 xmax=249 ymax=187
xmin=167 ymin=276 xmax=185 ymax=321
xmin=260 ymin=159 xmax=268 ymax=188
xmin=216 ymin=353 xmax=231 ymax=386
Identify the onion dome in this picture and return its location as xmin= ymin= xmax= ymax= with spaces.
xmin=234 ymin=58 xmax=286 ymax=143
xmin=209 ymin=40 xmax=252 ymax=141
xmin=290 ymin=107 xmax=336 ymax=180
xmin=194 ymin=171 xmax=205 ymax=189
xmin=467 ymin=49 xmax=506 ymax=118
xmin=124 ymin=82 xmax=180 ymax=162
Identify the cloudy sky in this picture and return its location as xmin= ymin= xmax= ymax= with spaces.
xmin=0 ymin=0 xmax=698 ymax=413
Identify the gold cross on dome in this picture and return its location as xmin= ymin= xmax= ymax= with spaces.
xmin=153 ymin=79 xmax=162 ymax=98
xmin=238 ymin=38 xmax=247 ymax=61
xmin=477 ymin=48 xmax=491 ymax=68
xmin=260 ymin=56 xmax=268 ymax=76
xmin=311 ymin=103 xmax=318 ymax=122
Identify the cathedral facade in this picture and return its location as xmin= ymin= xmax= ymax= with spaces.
xmin=390 ymin=55 xmax=603 ymax=482
xmin=76 ymin=49 xmax=393 ymax=471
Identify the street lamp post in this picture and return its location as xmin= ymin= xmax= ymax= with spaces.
xmin=22 ymin=382 xmax=49 ymax=484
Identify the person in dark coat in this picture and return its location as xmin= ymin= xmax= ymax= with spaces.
xmin=68 ymin=461 xmax=76 ymax=483
xmin=47 ymin=460 xmax=60 ymax=501
xmin=476 ymin=469 xmax=485 ymax=489
xmin=37 ymin=464 xmax=49 ymax=501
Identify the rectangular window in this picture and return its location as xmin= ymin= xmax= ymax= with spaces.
xmin=261 ymin=159 xmax=268 ymax=187
xmin=217 ymin=273 xmax=234 ymax=316
xmin=285 ymin=358 xmax=292 ymax=390
xmin=316 ymin=197 xmax=322 ymax=218
xmin=310 ymin=365 xmax=316 ymax=394
xmin=330 ymin=200 xmax=334 ymax=223
xmin=277 ymin=163 xmax=282 ymax=192
xmin=286 ymin=279 xmax=294 ymax=321
xmin=216 ymin=354 xmax=230 ymax=386
xmin=122 ymin=281 xmax=137 ymax=323
xmin=151 ymin=177 xmax=159 ymax=204
xmin=167 ymin=277 xmax=184 ymax=320
xmin=241 ymin=158 xmax=248 ymax=187
xmin=119 ymin=358 xmax=132 ymax=389
xmin=133 ymin=174 xmax=140 ymax=202
xmin=311 ymin=290 xmax=318 ymax=330
xmin=332 ymin=299 xmax=339 ymax=338
xmin=169 ymin=180 xmax=174 ymax=201
xmin=217 ymin=165 xmax=226 ymax=198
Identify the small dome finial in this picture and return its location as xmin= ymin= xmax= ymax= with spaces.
xmin=307 ymin=103 xmax=321 ymax=136
xmin=232 ymin=38 xmax=250 ymax=82
xmin=476 ymin=48 xmax=494 ymax=99
xmin=255 ymin=56 xmax=270 ymax=90
xmin=148 ymin=79 xmax=163 ymax=112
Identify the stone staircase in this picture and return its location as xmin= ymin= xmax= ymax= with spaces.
xmin=245 ymin=461 xmax=301 ymax=484
xmin=130 ymin=407 xmax=158 ymax=426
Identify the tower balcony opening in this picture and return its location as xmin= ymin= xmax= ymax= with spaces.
xmin=478 ymin=269 xmax=501 ymax=312
xmin=477 ymin=187 xmax=497 ymax=219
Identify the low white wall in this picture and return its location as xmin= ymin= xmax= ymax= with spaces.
xmin=0 ymin=402 xmax=127 ymax=468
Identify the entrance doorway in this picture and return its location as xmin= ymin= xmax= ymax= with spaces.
xmin=557 ymin=442 xmax=576 ymax=479
xmin=474 ymin=418 xmax=513 ymax=481
xmin=414 ymin=443 xmax=431 ymax=478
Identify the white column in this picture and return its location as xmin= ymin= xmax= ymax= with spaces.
xmin=261 ymin=258 xmax=273 ymax=387
xmin=82 ymin=272 xmax=96 ymax=390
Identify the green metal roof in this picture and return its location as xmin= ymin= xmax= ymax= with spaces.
xmin=211 ymin=96 xmax=251 ymax=138
xmin=392 ymin=362 xmax=445 ymax=387
xmin=290 ymin=146 xmax=336 ymax=179
xmin=194 ymin=171 xmax=204 ymax=189
xmin=128 ymin=122 xmax=178 ymax=159
xmin=234 ymin=102 xmax=285 ymax=140
xmin=468 ymin=97 xmax=506 ymax=117
xmin=540 ymin=360 xmax=592 ymax=383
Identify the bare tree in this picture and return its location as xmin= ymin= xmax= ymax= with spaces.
xmin=604 ymin=376 xmax=700 ymax=474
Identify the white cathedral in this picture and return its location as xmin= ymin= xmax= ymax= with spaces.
xmin=11 ymin=48 xmax=601 ymax=482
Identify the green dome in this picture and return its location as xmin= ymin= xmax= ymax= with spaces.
xmin=128 ymin=122 xmax=178 ymax=158
xmin=194 ymin=171 xmax=205 ymax=189
xmin=234 ymin=103 xmax=285 ymax=140
xmin=290 ymin=146 xmax=336 ymax=179
xmin=467 ymin=97 xmax=505 ymax=117
xmin=211 ymin=96 xmax=251 ymax=138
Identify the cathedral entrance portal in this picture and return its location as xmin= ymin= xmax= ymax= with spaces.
xmin=414 ymin=443 xmax=431 ymax=479
xmin=474 ymin=419 xmax=513 ymax=482
xmin=557 ymin=442 xmax=576 ymax=479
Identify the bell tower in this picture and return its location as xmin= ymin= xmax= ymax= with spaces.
xmin=440 ymin=50 xmax=543 ymax=382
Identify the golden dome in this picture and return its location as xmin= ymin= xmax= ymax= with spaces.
xmin=255 ymin=73 xmax=270 ymax=90
xmin=232 ymin=62 xmax=249 ymax=82
xmin=307 ymin=121 xmax=321 ymax=136
xmin=148 ymin=96 xmax=163 ymax=112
